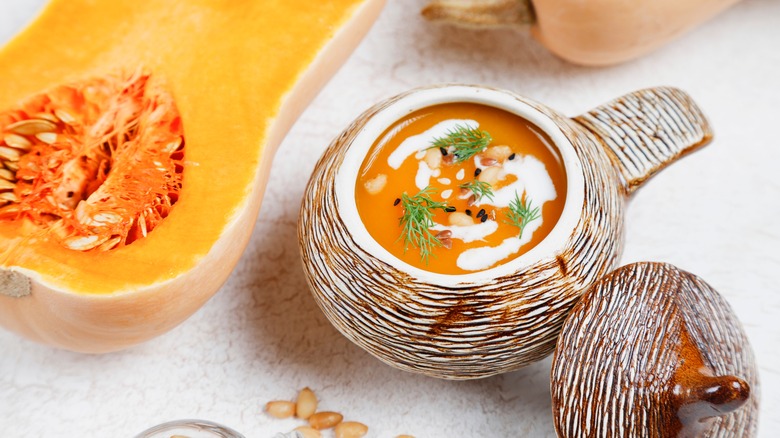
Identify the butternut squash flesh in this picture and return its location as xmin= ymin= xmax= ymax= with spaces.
xmin=0 ymin=0 xmax=385 ymax=352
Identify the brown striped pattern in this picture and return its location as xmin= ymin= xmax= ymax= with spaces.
xmin=575 ymin=87 xmax=713 ymax=194
xmin=551 ymin=263 xmax=758 ymax=437
xmin=298 ymin=86 xmax=710 ymax=379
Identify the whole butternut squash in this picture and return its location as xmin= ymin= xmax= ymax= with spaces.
xmin=0 ymin=0 xmax=385 ymax=353
xmin=422 ymin=0 xmax=741 ymax=66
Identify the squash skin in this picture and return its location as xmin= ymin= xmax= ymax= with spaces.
xmin=0 ymin=0 xmax=385 ymax=353
xmin=422 ymin=0 xmax=741 ymax=65
xmin=531 ymin=0 xmax=741 ymax=66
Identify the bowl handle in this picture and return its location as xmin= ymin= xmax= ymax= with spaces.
xmin=574 ymin=87 xmax=713 ymax=195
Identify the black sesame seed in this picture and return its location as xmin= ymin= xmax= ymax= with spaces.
xmin=465 ymin=209 xmax=472 ymax=216
xmin=393 ymin=198 xmax=400 ymax=206
xmin=445 ymin=206 xmax=456 ymax=212
xmin=474 ymin=168 xmax=482 ymax=176
xmin=439 ymin=147 xmax=448 ymax=156
xmin=477 ymin=208 xmax=486 ymax=218
xmin=509 ymin=153 xmax=516 ymax=160
xmin=480 ymin=215 xmax=488 ymax=223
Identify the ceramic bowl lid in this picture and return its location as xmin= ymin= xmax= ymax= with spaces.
xmin=551 ymin=262 xmax=758 ymax=438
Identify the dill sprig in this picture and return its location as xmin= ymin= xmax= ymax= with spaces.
xmin=504 ymin=191 xmax=541 ymax=239
xmin=430 ymin=124 xmax=492 ymax=163
xmin=459 ymin=180 xmax=495 ymax=202
xmin=397 ymin=186 xmax=449 ymax=263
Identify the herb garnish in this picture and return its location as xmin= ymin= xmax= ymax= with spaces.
xmin=397 ymin=186 xmax=449 ymax=263
xmin=430 ymin=124 xmax=492 ymax=164
xmin=504 ymin=191 xmax=541 ymax=239
xmin=459 ymin=180 xmax=494 ymax=202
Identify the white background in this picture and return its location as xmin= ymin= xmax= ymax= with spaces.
xmin=1 ymin=1 xmax=778 ymax=437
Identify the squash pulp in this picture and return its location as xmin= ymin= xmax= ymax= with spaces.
xmin=0 ymin=0 xmax=385 ymax=352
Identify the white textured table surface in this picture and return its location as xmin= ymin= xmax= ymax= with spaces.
xmin=1 ymin=1 xmax=779 ymax=437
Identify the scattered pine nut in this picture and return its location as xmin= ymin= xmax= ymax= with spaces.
xmin=296 ymin=387 xmax=318 ymax=420
xmin=335 ymin=421 xmax=369 ymax=438
xmin=364 ymin=174 xmax=387 ymax=195
xmin=423 ymin=148 xmax=442 ymax=170
xmin=265 ymin=387 xmax=414 ymax=437
xmin=309 ymin=411 xmax=343 ymax=430
xmin=480 ymin=157 xmax=498 ymax=167
xmin=448 ymin=212 xmax=474 ymax=226
xmin=265 ymin=400 xmax=296 ymax=419
xmin=478 ymin=166 xmax=501 ymax=185
xmin=484 ymin=145 xmax=513 ymax=162
xmin=435 ymin=230 xmax=452 ymax=239
xmin=294 ymin=426 xmax=322 ymax=438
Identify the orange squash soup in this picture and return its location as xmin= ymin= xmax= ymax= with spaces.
xmin=355 ymin=102 xmax=567 ymax=274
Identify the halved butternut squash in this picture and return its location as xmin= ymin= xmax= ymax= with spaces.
xmin=0 ymin=0 xmax=385 ymax=353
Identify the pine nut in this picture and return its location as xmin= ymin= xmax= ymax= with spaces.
xmin=334 ymin=421 xmax=368 ymax=438
xmin=309 ymin=411 xmax=343 ymax=430
xmin=423 ymin=148 xmax=442 ymax=169
xmin=294 ymin=426 xmax=322 ymax=438
xmin=364 ymin=174 xmax=387 ymax=195
xmin=478 ymin=166 xmax=501 ymax=185
xmin=265 ymin=400 xmax=296 ymax=419
xmin=296 ymin=387 xmax=318 ymax=420
xmin=435 ymin=230 xmax=452 ymax=239
xmin=448 ymin=212 xmax=474 ymax=226
xmin=484 ymin=145 xmax=513 ymax=162
xmin=480 ymin=157 xmax=498 ymax=167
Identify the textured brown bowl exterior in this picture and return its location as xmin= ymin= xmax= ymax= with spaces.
xmin=551 ymin=262 xmax=759 ymax=437
xmin=298 ymin=86 xmax=712 ymax=379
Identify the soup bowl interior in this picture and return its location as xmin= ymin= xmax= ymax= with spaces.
xmin=335 ymin=85 xmax=585 ymax=286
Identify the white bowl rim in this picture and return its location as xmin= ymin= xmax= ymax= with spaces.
xmin=335 ymin=84 xmax=586 ymax=287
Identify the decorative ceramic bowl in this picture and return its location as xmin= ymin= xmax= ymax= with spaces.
xmin=298 ymin=85 xmax=712 ymax=379
xmin=551 ymin=262 xmax=758 ymax=437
